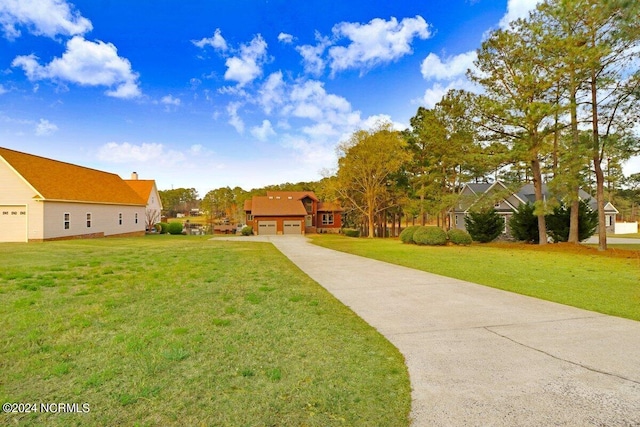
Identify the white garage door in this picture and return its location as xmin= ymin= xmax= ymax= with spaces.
xmin=0 ymin=206 xmax=27 ymax=242
xmin=283 ymin=220 xmax=302 ymax=235
xmin=258 ymin=220 xmax=277 ymax=235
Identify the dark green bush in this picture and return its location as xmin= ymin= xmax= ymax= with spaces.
xmin=509 ymin=200 xmax=598 ymax=243
xmin=412 ymin=226 xmax=448 ymax=246
xmin=343 ymin=228 xmax=360 ymax=237
xmin=464 ymin=208 xmax=505 ymax=243
xmin=545 ymin=199 xmax=598 ymax=242
xmin=448 ymin=228 xmax=472 ymax=245
xmin=159 ymin=222 xmax=170 ymax=234
xmin=168 ymin=222 xmax=184 ymax=235
xmin=241 ymin=226 xmax=253 ymax=236
xmin=508 ymin=202 xmax=539 ymax=243
xmin=399 ymin=225 xmax=421 ymax=244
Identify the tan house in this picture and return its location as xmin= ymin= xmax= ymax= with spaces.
xmin=0 ymin=146 xmax=147 ymax=242
xmin=244 ymin=191 xmax=343 ymax=235
xmin=124 ymin=172 xmax=163 ymax=231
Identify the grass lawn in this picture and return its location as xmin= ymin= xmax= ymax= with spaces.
xmin=0 ymin=236 xmax=410 ymax=426
xmin=310 ymin=235 xmax=640 ymax=322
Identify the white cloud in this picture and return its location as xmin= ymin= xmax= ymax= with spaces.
xmin=328 ymin=16 xmax=431 ymax=75
xmin=0 ymin=0 xmax=92 ymax=40
xmin=360 ymin=114 xmax=405 ymax=132
xmin=224 ymin=34 xmax=268 ymax=87
xmin=251 ymin=119 xmax=276 ymax=141
xmin=35 ymin=118 xmax=58 ymax=136
xmin=296 ymin=31 xmax=331 ymax=76
xmin=192 ymin=28 xmax=228 ymax=51
xmin=499 ymin=0 xmax=541 ymax=29
xmin=278 ymin=32 xmax=294 ymax=44
xmin=227 ymin=102 xmax=244 ymax=134
xmin=161 ymin=94 xmax=181 ymax=106
xmin=258 ymin=72 xmax=285 ymax=114
xmin=97 ymin=142 xmax=185 ymax=164
xmin=417 ymin=78 xmax=479 ymax=108
xmin=0 ymin=84 xmax=7 ymax=94
xmin=12 ymin=36 xmax=141 ymax=98
xmin=421 ymin=51 xmax=477 ymax=80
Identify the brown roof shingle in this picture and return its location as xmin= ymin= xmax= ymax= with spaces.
xmin=0 ymin=147 xmax=146 ymax=205
xmin=249 ymin=196 xmax=307 ymax=216
xmin=124 ymin=179 xmax=155 ymax=203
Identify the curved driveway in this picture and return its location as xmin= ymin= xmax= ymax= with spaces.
xmin=219 ymin=236 xmax=640 ymax=426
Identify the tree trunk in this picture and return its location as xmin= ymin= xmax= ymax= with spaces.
xmin=567 ymin=70 xmax=580 ymax=244
xmin=531 ymin=158 xmax=547 ymax=245
xmin=590 ymin=71 xmax=607 ymax=251
xmin=367 ymin=206 xmax=375 ymax=238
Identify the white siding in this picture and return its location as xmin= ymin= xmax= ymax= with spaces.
xmin=42 ymin=202 xmax=145 ymax=239
xmin=0 ymin=158 xmax=45 ymax=241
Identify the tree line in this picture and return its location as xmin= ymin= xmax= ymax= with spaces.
xmin=328 ymin=0 xmax=640 ymax=248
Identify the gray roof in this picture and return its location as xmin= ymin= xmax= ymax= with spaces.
xmin=458 ymin=181 xmax=618 ymax=214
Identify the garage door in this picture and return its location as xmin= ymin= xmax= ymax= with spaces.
xmin=283 ymin=220 xmax=302 ymax=235
xmin=257 ymin=220 xmax=277 ymax=235
xmin=0 ymin=205 xmax=27 ymax=242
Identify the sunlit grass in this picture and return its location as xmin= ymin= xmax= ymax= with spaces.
xmin=310 ymin=235 xmax=640 ymax=321
xmin=0 ymin=236 xmax=410 ymax=426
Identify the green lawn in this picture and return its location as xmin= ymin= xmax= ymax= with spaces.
xmin=0 ymin=236 xmax=410 ymax=426
xmin=310 ymin=235 xmax=640 ymax=322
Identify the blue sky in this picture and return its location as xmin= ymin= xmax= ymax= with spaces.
xmin=7 ymin=0 xmax=633 ymax=196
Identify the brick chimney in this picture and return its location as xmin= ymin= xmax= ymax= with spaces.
xmin=131 ymin=172 xmax=138 ymax=180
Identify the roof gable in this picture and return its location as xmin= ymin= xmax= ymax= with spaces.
xmin=124 ymin=180 xmax=156 ymax=203
xmin=0 ymin=147 xmax=145 ymax=206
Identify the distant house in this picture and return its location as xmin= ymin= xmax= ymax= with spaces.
xmin=451 ymin=181 xmax=619 ymax=236
xmin=0 ymin=147 xmax=147 ymax=242
xmin=124 ymin=172 xmax=163 ymax=231
xmin=244 ymin=191 xmax=343 ymax=235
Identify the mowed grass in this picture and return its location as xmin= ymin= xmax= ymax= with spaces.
xmin=310 ymin=235 xmax=640 ymax=321
xmin=0 ymin=236 xmax=410 ymax=426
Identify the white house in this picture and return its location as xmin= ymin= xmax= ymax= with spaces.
xmin=124 ymin=172 xmax=163 ymax=231
xmin=0 ymin=147 xmax=148 ymax=242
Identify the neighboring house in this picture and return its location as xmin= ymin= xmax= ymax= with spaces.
xmin=244 ymin=191 xmax=343 ymax=235
xmin=451 ymin=181 xmax=619 ymax=236
xmin=124 ymin=172 xmax=163 ymax=231
xmin=0 ymin=147 xmax=147 ymax=242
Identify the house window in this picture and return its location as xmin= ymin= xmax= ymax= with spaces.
xmin=64 ymin=212 xmax=70 ymax=230
xmin=322 ymin=213 xmax=334 ymax=225
xmin=86 ymin=213 xmax=92 ymax=228
xmin=135 ymin=213 xmax=138 ymax=224
xmin=606 ymin=215 xmax=613 ymax=227
xmin=118 ymin=213 xmax=123 ymax=225
xmin=246 ymin=214 xmax=253 ymax=221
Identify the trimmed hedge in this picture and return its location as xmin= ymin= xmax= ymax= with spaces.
xmin=412 ymin=226 xmax=447 ymax=246
xmin=447 ymin=229 xmax=472 ymax=246
xmin=158 ymin=222 xmax=170 ymax=234
xmin=343 ymin=228 xmax=360 ymax=237
xmin=241 ymin=226 xmax=253 ymax=236
xmin=168 ymin=222 xmax=184 ymax=235
xmin=399 ymin=225 xmax=421 ymax=244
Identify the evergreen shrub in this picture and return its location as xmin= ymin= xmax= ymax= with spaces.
xmin=464 ymin=208 xmax=505 ymax=243
xmin=399 ymin=225 xmax=420 ymax=244
xmin=447 ymin=229 xmax=472 ymax=246
xmin=412 ymin=226 xmax=448 ymax=246
xmin=168 ymin=222 xmax=184 ymax=235
xmin=343 ymin=228 xmax=360 ymax=237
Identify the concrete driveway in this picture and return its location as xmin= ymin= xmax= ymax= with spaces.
xmin=215 ymin=235 xmax=640 ymax=426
